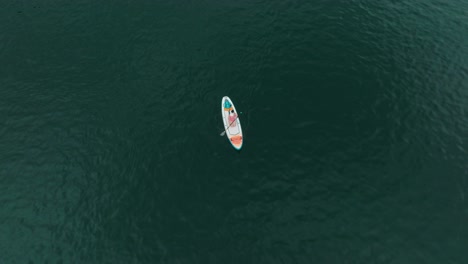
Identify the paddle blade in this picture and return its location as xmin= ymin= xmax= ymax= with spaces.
xmin=220 ymin=131 xmax=226 ymax=136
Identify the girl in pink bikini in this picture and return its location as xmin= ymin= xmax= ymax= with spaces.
xmin=228 ymin=109 xmax=238 ymax=127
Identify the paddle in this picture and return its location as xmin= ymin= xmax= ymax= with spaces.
xmin=219 ymin=112 xmax=242 ymax=136
xmin=220 ymin=117 xmax=239 ymax=136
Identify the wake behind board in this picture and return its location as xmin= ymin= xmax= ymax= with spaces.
xmin=221 ymin=96 xmax=243 ymax=150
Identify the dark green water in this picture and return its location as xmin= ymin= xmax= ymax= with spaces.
xmin=1 ymin=0 xmax=468 ymax=263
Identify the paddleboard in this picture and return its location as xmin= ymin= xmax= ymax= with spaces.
xmin=221 ymin=96 xmax=243 ymax=150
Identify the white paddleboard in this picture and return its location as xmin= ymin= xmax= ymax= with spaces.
xmin=221 ymin=96 xmax=243 ymax=150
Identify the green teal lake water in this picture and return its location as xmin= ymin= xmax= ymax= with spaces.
xmin=1 ymin=0 xmax=468 ymax=263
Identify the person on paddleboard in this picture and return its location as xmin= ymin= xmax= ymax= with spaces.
xmin=229 ymin=109 xmax=237 ymax=127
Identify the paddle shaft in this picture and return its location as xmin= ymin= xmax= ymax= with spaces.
xmin=220 ymin=116 xmax=238 ymax=136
